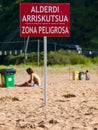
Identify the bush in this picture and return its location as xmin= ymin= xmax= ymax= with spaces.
xmin=4 ymin=54 xmax=24 ymax=65
xmin=2 ymin=49 xmax=95 ymax=66
xmin=47 ymin=50 xmax=70 ymax=65
xmin=69 ymin=53 xmax=92 ymax=65
xmin=27 ymin=52 xmax=44 ymax=66
xmin=48 ymin=50 xmax=92 ymax=65
xmin=92 ymin=57 xmax=98 ymax=64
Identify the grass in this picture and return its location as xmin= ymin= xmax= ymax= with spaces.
xmin=0 ymin=64 xmax=98 ymax=74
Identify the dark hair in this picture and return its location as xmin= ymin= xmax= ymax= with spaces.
xmin=26 ymin=68 xmax=33 ymax=74
xmin=86 ymin=70 xmax=89 ymax=73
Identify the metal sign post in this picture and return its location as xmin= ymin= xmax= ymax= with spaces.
xmin=44 ymin=36 xmax=47 ymax=105
xmin=37 ymin=39 xmax=40 ymax=67
xmin=24 ymin=36 xmax=29 ymax=64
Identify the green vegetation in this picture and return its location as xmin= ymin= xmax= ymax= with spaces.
xmin=2 ymin=50 xmax=98 ymax=66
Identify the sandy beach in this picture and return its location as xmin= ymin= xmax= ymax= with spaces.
xmin=0 ymin=66 xmax=98 ymax=130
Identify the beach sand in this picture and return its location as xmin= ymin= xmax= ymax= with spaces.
xmin=0 ymin=67 xmax=98 ymax=130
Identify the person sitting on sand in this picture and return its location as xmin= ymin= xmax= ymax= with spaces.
xmin=17 ymin=68 xmax=41 ymax=87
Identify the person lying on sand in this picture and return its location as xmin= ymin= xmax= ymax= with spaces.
xmin=17 ymin=68 xmax=41 ymax=87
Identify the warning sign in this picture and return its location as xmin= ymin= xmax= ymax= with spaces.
xmin=20 ymin=3 xmax=70 ymax=37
